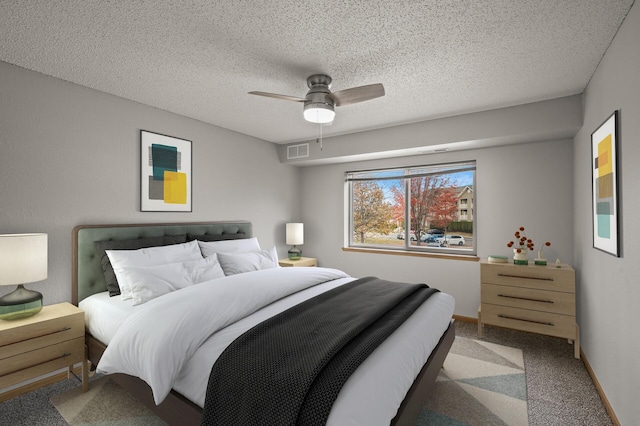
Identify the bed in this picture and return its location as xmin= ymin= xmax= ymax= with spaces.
xmin=72 ymin=221 xmax=455 ymax=426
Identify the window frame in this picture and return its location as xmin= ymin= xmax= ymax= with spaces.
xmin=346 ymin=160 xmax=477 ymax=256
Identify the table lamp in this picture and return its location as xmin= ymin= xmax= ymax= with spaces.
xmin=286 ymin=223 xmax=303 ymax=260
xmin=0 ymin=233 xmax=48 ymax=321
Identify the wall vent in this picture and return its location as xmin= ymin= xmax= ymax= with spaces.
xmin=287 ymin=143 xmax=309 ymax=159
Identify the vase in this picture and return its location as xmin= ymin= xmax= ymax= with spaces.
xmin=513 ymin=248 xmax=529 ymax=265
xmin=534 ymin=249 xmax=547 ymax=265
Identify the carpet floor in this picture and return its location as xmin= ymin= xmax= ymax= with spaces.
xmin=0 ymin=321 xmax=613 ymax=425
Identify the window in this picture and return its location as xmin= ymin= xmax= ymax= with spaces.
xmin=346 ymin=161 xmax=476 ymax=255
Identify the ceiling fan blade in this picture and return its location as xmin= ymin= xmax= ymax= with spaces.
xmin=329 ymin=83 xmax=385 ymax=106
xmin=248 ymin=91 xmax=306 ymax=102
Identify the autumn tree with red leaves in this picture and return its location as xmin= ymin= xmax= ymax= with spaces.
xmin=390 ymin=176 xmax=458 ymax=244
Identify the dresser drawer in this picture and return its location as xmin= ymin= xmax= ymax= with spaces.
xmin=481 ymin=263 xmax=575 ymax=293
xmin=0 ymin=336 xmax=84 ymax=388
xmin=0 ymin=313 xmax=84 ymax=360
xmin=481 ymin=283 xmax=575 ymax=316
xmin=481 ymin=303 xmax=576 ymax=340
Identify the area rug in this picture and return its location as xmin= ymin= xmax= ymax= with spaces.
xmin=50 ymin=376 xmax=166 ymax=425
xmin=51 ymin=337 xmax=527 ymax=426
xmin=417 ymin=336 xmax=528 ymax=426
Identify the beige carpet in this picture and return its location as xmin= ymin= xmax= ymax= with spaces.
xmin=50 ymin=376 xmax=166 ymax=425
xmin=418 ymin=336 xmax=528 ymax=425
xmin=51 ymin=337 xmax=527 ymax=426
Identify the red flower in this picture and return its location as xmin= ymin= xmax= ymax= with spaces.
xmin=507 ymin=227 xmax=551 ymax=254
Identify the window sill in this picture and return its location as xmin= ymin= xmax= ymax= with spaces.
xmin=342 ymin=246 xmax=479 ymax=262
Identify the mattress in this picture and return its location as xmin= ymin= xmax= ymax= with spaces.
xmin=81 ymin=274 xmax=454 ymax=425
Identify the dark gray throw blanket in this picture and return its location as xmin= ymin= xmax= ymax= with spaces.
xmin=201 ymin=276 xmax=439 ymax=426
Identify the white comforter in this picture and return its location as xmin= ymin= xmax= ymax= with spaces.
xmin=96 ymin=267 xmax=350 ymax=404
xmin=95 ymin=266 xmax=455 ymax=425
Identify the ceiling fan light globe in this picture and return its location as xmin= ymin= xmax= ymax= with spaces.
xmin=303 ymin=103 xmax=335 ymax=124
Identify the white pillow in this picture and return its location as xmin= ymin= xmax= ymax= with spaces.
xmin=197 ymin=237 xmax=261 ymax=258
xmin=106 ymin=240 xmax=203 ymax=300
xmin=217 ymin=248 xmax=278 ymax=276
xmin=121 ymin=255 xmax=225 ymax=306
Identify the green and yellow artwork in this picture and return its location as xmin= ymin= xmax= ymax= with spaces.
xmin=141 ymin=130 xmax=192 ymax=212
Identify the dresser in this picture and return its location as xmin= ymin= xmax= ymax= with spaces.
xmin=478 ymin=260 xmax=579 ymax=358
xmin=0 ymin=302 xmax=88 ymax=398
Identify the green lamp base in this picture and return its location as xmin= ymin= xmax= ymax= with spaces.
xmin=288 ymin=245 xmax=302 ymax=261
xmin=0 ymin=285 xmax=43 ymax=321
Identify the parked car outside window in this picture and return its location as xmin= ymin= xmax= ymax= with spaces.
xmin=398 ymin=232 xmax=417 ymax=241
xmin=420 ymin=234 xmax=438 ymax=243
xmin=436 ymin=235 xmax=466 ymax=246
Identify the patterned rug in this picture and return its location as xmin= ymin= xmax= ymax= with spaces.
xmin=51 ymin=337 xmax=527 ymax=426
xmin=417 ymin=336 xmax=528 ymax=426
xmin=50 ymin=376 xmax=167 ymax=425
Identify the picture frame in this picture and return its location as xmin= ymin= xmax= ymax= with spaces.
xmin=591 ymin=111 xmax=620 ymax=257
xmin=140 ymin=130 xmax=192 ymax=212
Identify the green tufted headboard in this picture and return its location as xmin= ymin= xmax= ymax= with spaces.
xmin=72 ymin=221 xmax=252 ymax=305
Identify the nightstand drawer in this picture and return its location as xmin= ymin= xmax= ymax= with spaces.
xmin=481 ymin=304 xmax=576 ymax=339
xmin=0 ymin=336 xmax=84 ymax=388
xmin=481 ymin=283 xmax=575 ymax=315
xmin=0 ymin=315 xmax=84 ymax=360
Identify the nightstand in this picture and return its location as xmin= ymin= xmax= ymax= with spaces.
xmin=278 ymin=257 xmax=318 ymax=267
xmin=0 ymin=302 xmax=88 ymax=398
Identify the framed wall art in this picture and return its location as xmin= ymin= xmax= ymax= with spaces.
xmin=140 ymin=130 xmax=192 ymax=212
xmin=591 ymin=110 xmax=620 ymax=257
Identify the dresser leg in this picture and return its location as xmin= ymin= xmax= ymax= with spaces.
xmin=574 ymin=324 xmax=580 ymax=359
xmin=477 ymin=305 xmax=483 ymax=338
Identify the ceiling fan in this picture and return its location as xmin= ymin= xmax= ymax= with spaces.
xmin=249 ymin=74 xmax=385 ymax=124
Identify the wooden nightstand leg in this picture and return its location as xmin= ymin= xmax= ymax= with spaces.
xmin=82 ymin=345 xmax=89 ymax=391
xmin=574 ymin=324 xmax=580 ymax=359
xmin=477 ymin=305 xmax=483 ymax=338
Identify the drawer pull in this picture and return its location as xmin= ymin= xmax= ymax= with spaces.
xmin=498 ymin=294 xmax=554 ymax=304
xmin=31 ymin=353 xmax=71 ymax=367
xmin=498 ymin=314 xmax=554 ymax=326
xmin=497 ymin=273 xmax=553 ymax=281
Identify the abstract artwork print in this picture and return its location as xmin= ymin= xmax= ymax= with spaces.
xmin=591 ymin=111 xmax=619 ymax=256
xmin=141 ymin=130 xmax=192 ymax=212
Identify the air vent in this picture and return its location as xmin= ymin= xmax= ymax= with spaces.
xmin=287 ymin=143 xmax=309 ymax=159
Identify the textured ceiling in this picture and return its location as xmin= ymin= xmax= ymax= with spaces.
xmin=0 ymin=1 xmax=634 ymax=144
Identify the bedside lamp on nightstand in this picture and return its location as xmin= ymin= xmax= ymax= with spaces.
xmin=286 ymin=223 xmax=303 ymax=260
xmin=0 ymin=233 xmax=48 ymax=321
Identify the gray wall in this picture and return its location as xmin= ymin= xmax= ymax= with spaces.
xmin=573 ymin=2 xmax=639 ymax=424
xmin=0 ymin=61 xmax=299 ymax=305
xmin=299 ymin=135 xmax=574 ymax=318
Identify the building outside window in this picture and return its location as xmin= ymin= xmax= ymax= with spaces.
xmin=346 ymin=160 xmax=476 ymax=255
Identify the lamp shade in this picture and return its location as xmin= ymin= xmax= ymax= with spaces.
xmin=0 ymin=233 xmax=48 ymax=286
xmin=286 ymin=223 xmax=304 ymax=245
